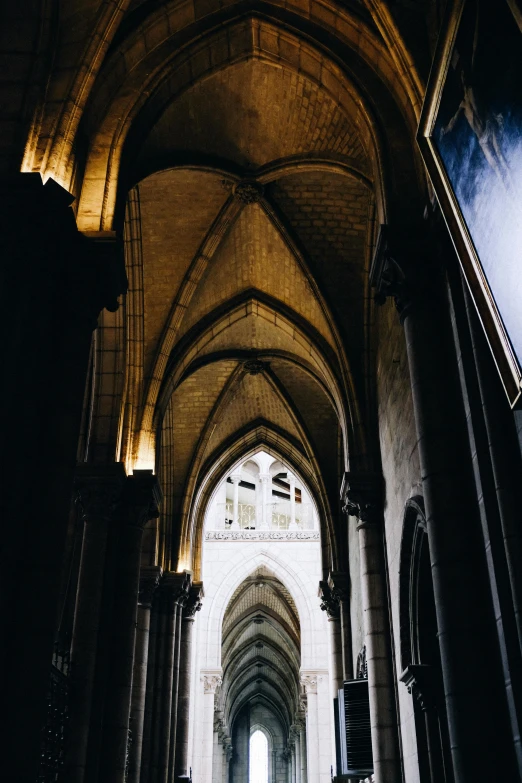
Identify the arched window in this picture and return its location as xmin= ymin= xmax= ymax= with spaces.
xmin=249 ymin=729 xmax=268 ymax=783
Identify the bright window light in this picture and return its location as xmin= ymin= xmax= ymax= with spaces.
xmin=250 ymin=730 xmax=268 ymax=783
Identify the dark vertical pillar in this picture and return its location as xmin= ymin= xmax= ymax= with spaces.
xmin=0 ymin=174 xmax=126 ymax=782
xmin=328 ymin=572 xmax=353 ymax=680
xmin=66 ymin=463 xmax=127 ymax=783
xmin=371 ymin=225 xmax=518 ymax=781
xmin=99 ymin=471 xmax=162 ymax=783
xmin=150 ymin=572 xmax=191 ymax=783
xmin=341 ymin=476 xmax=401 ymax=783
xmin=175 ymin=583 xmax=204 ymax=783
xmin=141 ymin=591 xmax=160 ymax=783
xmin=129 ymin=566 xmax=162 ymax=783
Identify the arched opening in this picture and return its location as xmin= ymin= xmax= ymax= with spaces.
xmin=399 ymin=498 xmax=453 ymax=783
xmin=250 ymin=730 xmax=269 ymax=783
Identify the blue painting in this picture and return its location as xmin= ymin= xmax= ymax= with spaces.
xmin=434 ymin=0 xmax=522 ymax=367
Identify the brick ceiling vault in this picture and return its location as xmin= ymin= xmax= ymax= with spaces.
xmin=26 ymin=0 xmax=430 ymax=574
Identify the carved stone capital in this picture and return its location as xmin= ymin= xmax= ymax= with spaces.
xmin=318 ymin=581 xmax=340 ymax=620
xmin=369 ymin=223 xmax=437 ymax=323
xmin=124 ymin=470 xmax=162 ymax=530
xmin=202 ymin=672 xmax=222 ymax=694
xmin=138 ymin=565 xmax=162 ymax=607
xmin=74 ymin=463 xmax=127 ymax=524
xmin=233 ymin=180 xmax=264 ymax=204
xmin=400 ymin=664 xmax=437 ymax=712
xmin=183 ymin=582 xmax=204 ymax=619
xmin=340 ymin=472 xmax=383 ymax=526
xmin=327 ymin=571 xmax=348 ymax=603
xmin=300 ymin=673 xmax=319 ymax=694
xmin=161 ymin=571 xmax=191 ymax=608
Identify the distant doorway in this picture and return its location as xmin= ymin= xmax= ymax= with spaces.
xmin=250 ymin=730 xmax=268 ymax=783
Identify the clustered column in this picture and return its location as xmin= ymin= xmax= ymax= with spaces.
xmin=371 ymin=227 xmax=520 ymax=780
xmin=66 ymin=466 xmax=162 ymax=783
xmin=175 ymin=583 xmax=204 ymax=783
xmin=341 ymin=472 xmax=400 ymax=783
xmin=128 ymin=565 xmax=162 ymax=783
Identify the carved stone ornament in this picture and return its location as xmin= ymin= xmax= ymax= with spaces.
xmin=233 ymin=181 xmax=264 ymax=204
xmin=399 ymin=664 xmax=435 ymax=712
xmin=138 ymin=565 xmax=162 ymax=607
xmin=327 ymin=571 xmax=348 ymax=603
xmin=161 ymin=571 xmax=191 ymax=607
xmin=340 ymin=472 xmax=382 ymax=525
xmin=183 ymin=582 xmax=204 ymax=619
xmin=202 ymin=673 xmax=223 ymax=694
xmin=369 ymin=223 xmax=435 ymax=323
xmin=74 ymin=464 xmax=127 ymax=524
xmin=300 ymin=673 xmax=318 ymax=694
xmin=205 ymin=530 xmax=319 ymax=542
xmin=124 ymin=469 xmax=162 ymax=530
xmin=243 ymin=358 xmax=269 ymax=375
xmin=318 ymin=581 xmax=340 ymax=620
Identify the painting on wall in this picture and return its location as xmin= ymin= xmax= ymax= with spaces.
xmin=418 ymin=0 xmax=522 ymax=406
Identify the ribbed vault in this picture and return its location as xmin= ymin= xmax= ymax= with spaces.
xmin=59 ymin=0 xmax=431 ymax=584
xmin=219 ymin=567 xmax=301 ymax=731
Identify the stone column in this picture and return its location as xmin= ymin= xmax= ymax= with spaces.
xmin=141 ymin=594 xmax=160 ymax=783
xmin=201 ymin=672 xmax=223 ymax=783
xmin=290 ymin=744 xmax=296 ymax=783
xmin=65 ymin=463 xmax=127 ymax=783
xmin=301 ymin=674 xmax=319 ymax=783
xmin=231 ymin=474 xmax=241 ymax=530
xmin=292 ymin=727 xmax=301 ymax=783
xmin=328 ymin=573 xmax=353 ymax=681
xmin=318 ymin=582 xmax=343 ymax=694
xmin=298 ymin=721 xmax=307 ymax=783
xmin=213 ymin=731 xmax=222 ymax=783
xmin=0 ymin=176 xmax=126 ymax=782
xmin=128 ymin=565 xmax=162 ymax=783
xmin=175 ymin=582 xmax=204 ymax=783
xmin=151 ymin=572 xmax=191 ymax=783
xmin=288 ymin=473 xmax=297 ymax=530
xmin=225 ymin=740 xmax=233 ymax=783
xmin=259 ymin=473 xmax=271 ymax=529
xmin=100 ymin=471 xmax=162 ymax=783
xmin=282 ymin=748 xmax=291 ymax=783
xmin=371 ymin=226 xmax=519 ymax=780
xmin=341 ymin=473 xmax=400 ymax=783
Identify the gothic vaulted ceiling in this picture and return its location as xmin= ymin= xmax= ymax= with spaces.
xmin=17 ymin=0 xmax=435 ymax=576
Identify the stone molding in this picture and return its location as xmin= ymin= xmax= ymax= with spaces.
xmin=205 ymin=530 xmax=319 ymax=541
xmin=340 ymin=471 xmax=383 ymax=526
